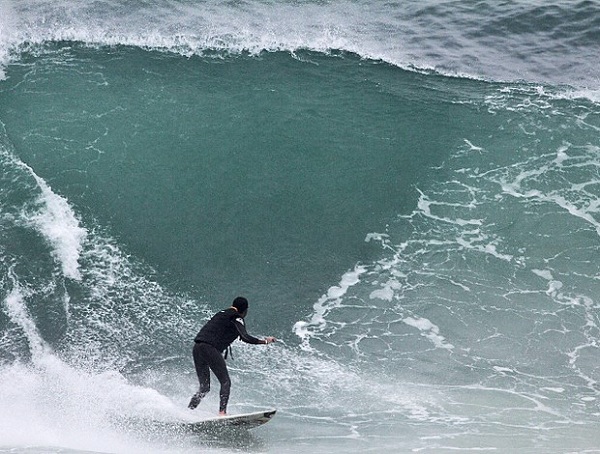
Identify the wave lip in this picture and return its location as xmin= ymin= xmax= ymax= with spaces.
xmin=1 ymin=0 xmax=599 ymax=91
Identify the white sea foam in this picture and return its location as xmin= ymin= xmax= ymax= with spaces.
xmin=532 ymin=269 xmax=553 ymax=281
xmin=22 ymin=165 xmax=87 ymax=281
xmin=0 ymin=273 xmax=199 ymax=452
xmin=293 ymin=264 xmax=367 ymax=349
xmin=0 ymin=134 xmax=86 ymax=280
xmin=3 ymin=273 xmax=49 ymax=360
xmin=416 ymin=189 xmax=483 ymax=228
xmin=495 ymin=146 xmax=600 ymax=237
xmin=0 ymin=1 xmax=18 ymax=80
xmin=0 ymin=0 xmax=598 ymax=98
xmin=0 ymin=355 xmax=191 ymax=452
xmin=403 ymin=316 xmax=454 ymax=350
xmin=369 ymin=284 xmax=395 ymax=302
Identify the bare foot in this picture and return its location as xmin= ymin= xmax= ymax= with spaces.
xmin=219 ymin=411 xmax=227 ymax=417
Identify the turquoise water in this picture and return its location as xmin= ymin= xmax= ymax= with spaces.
xmin=1 ymin=1 xmax=599 ymax=453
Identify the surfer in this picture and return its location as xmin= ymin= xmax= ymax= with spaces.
xmin=188 ymin=296 xmax=276 ymax=415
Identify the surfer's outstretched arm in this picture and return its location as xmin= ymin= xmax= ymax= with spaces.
xmin=233 ymin=318 xmax=276 ymax=344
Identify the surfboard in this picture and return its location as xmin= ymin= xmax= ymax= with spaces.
xmin=186 ymin=409 xmax=276 ymax=432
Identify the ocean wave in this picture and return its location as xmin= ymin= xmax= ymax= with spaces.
xmin=0 ymin=0 xmax=598 ymax=91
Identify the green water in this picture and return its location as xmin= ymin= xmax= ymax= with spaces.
xmin=0 ymin=45 xmax=473 ymax=319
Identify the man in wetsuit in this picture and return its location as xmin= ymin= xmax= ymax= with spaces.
xmin=188 ymin=296 xmax=276 ymax=415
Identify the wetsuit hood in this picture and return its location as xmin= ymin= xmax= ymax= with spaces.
xmin=232 ymin=296 xmax=248 ymax=317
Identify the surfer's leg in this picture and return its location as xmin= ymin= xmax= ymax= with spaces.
xmin=189 ymin=343 xmax=211 ymax=409
xmin=202 ymin=346 xmax=231 ymax=414
xmin=213 ymin=361 xmax=231 ymax=414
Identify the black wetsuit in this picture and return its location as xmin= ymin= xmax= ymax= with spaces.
xmin=189 ymin=308 xmax=264 ymax=413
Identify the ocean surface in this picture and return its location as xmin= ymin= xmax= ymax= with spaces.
xmin=1 ymin=1 xmax=599 ymax=453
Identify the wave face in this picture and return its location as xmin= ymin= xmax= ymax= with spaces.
xmin=1 ymin=1 xmax=599 ymax=453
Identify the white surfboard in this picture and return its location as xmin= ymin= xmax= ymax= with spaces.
xmin=186 ymin=409 xmax=276 ymax=431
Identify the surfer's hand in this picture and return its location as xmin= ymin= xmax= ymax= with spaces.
xmin=264 ymin=337 xmax=276 ymax=344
